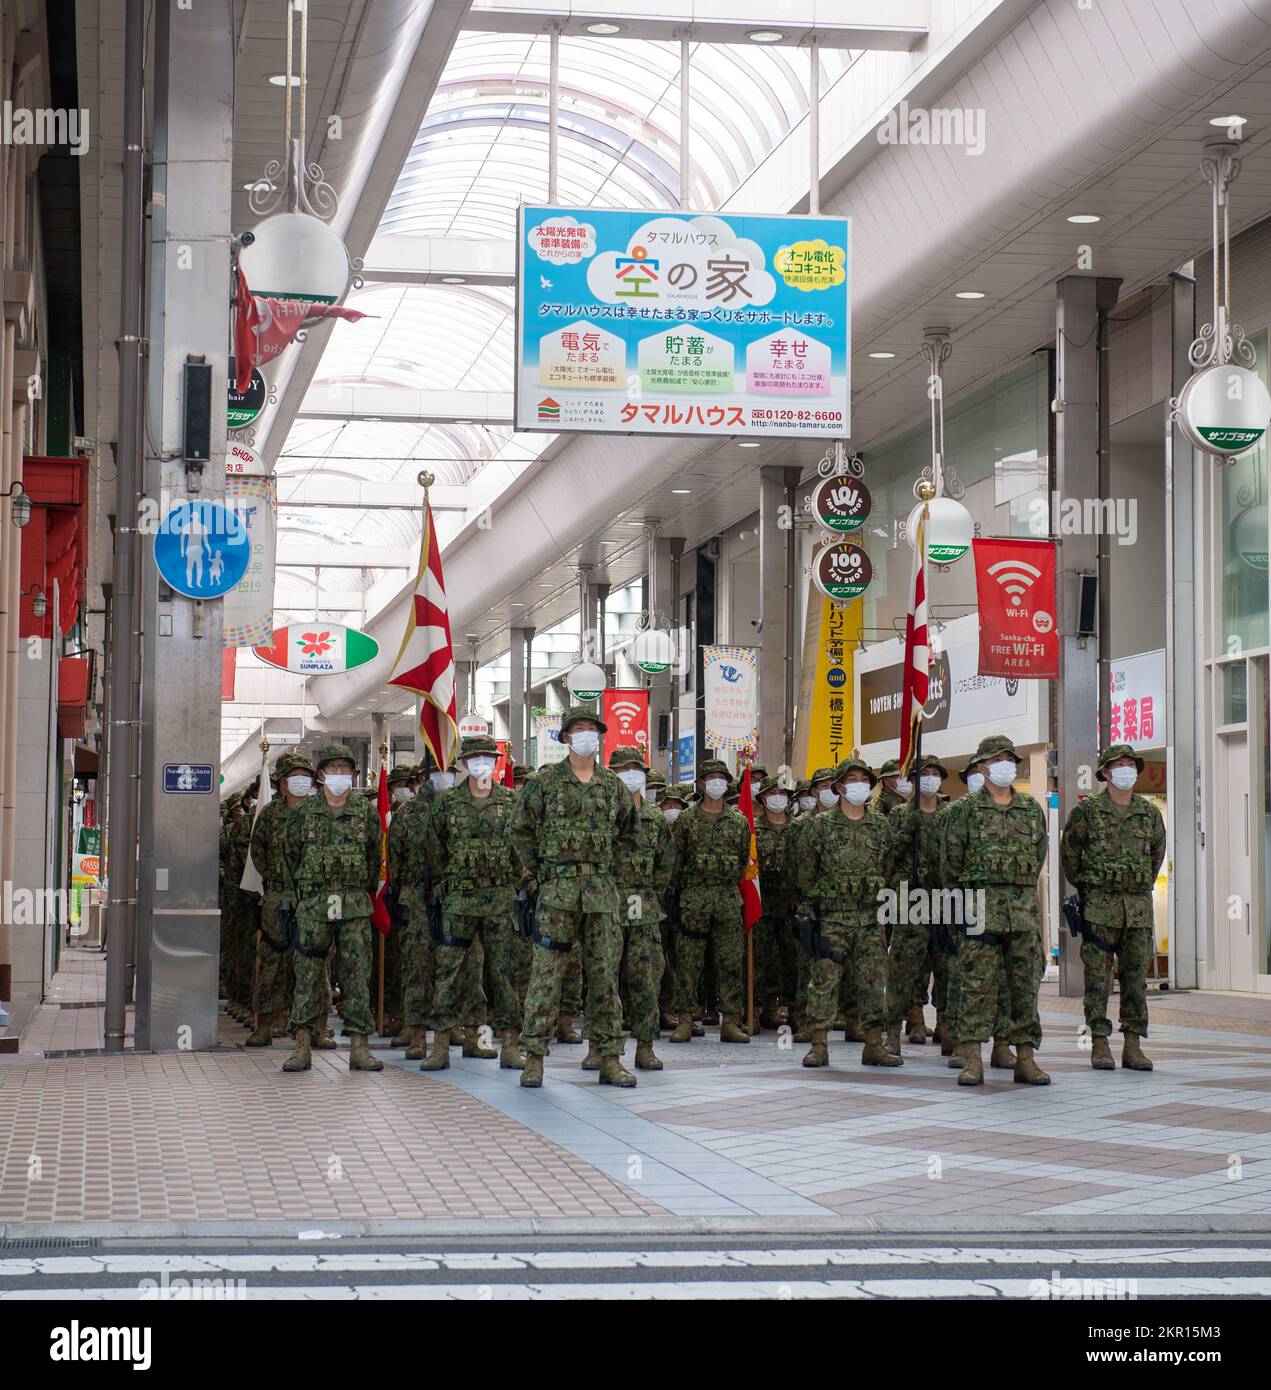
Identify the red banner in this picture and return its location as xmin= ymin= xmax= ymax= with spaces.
xmin=601 ymin=689 xmax=650 ymax=766
xmin=972 ymin=537 xmax=1058 ymax=678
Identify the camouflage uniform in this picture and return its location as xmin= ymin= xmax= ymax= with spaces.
xmin=392 ymin=774 xmax=437 ymax=1035
xmin=218 ymin=794 xmax=242 ymax=1003
xmin=1061 ymin=746 xmax=1165 ymax=1046
xmin=224 ymin=798 xmax=260 ymax=1016
xmin=753 ymin=777 xmax=796 ymax=1020
xmin=377 ymin=766 xmax=416 ymax=1035
xmin=873 ymin=759 xmax=910 ymax=818
xmin=657 ymin=785 xmax=693 ymax=1022
xmin=511 ymin=708 xmax=638 ymax=1073
xmin=248 ymin=756 xmax=307 ymax=1026
xmin=788 ymin=768 xmax=837 ymax=1037
xmin=884 ymin=770 xmax=950 ymax=1036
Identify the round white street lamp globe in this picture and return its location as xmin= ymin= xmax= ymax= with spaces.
xmin=566 ymin=661 xmax=606 ymax=701
xmin=908 ymin=495 xmax=973 ymax=564
xmin=238 ymin=211 xmax=351 ymax=305
xmin=631 ymin=627 xmax=675 ymax=674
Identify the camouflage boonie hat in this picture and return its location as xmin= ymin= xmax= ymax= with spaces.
xmin=559 ymin=705 xmax=607 ymax=735
xmin=646 ymin=769 xmax=667 ymax=789
xmin=316 ymin=742 xmax=357 ymax=771
xmin=757 ymin=776 xmax=788 ymax=798
xmin=1096 ymin=743 xmax=1144 ymax=779
xmin=958 ymin=764 xmax=981 ymax=784
xmin=661 ymin=783 xmax=693 ymax=806
xmin=971 ymin=734 xmax=1022 ymax=764
xmin=387 ymin=764 xmax=413 ymax=786
xmin=794 ymin=778 xmax=811 ymax=796
xmin=878 ymin=758 xmax=901 ymax=778
xmin=747 ymin=763 xmax=768 ymax=782
xmin=697 ymin=758 xmax=734 ymax=788
xmin=608 ymin=744 xmax=648 ymax=770
xmin=810 ymin=766 xmax=838 ymax=786
xmin=918 ymin=758 xmax=950 ymax=779
xmin=513 ymin=763 xmax=533 ymax=782
xmin=222 ymin=791 xmax=243 ymax=812
xmin=459 ymin=734 xmax=499 ymax=758
xmin=834 ymin=757 xmax=878 ymax=788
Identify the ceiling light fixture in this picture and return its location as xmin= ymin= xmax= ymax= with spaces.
xmin=738 ymin=441 xmax=761 ymax=448
xmin=584 ymin=22 xmax=623 ymax=35
xmin=868 ymin=351 xmax=896 ymax=359
xmin=267 ymin=73 xmax=300 ymax=86
xmin=1209 ymin=115 xmax=1247 ymax=129
xmin=671 ymin=488 xmax=692 ymax=494
xmin=1066 ymin=213 xmax=1101 ymax=224
xmin=955 ymin=290 xmax=986 ymax=299
xmin=748 ymin=30 xmax=784 ymax=43
xmin=440 ymin=276 xmax=466 ymax=284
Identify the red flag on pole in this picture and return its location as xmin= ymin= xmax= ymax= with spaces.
xmin=738 ymin=764 xmax=762 ymax=931
xmin=388 ymin=493 xmax=460 ymax=771
xmin=370 ymin=764 xmax=391 ymax=935
xmin=233 ymin=265 xmax=372 ymax=393
xmin=898 ymin=503 xmax=931 ymax=775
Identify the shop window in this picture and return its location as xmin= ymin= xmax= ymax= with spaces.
xmin=1220 ymin=330 xmax=1270 ymax=652
xmin=1222 ymin=660 xmax=1248 ymax=726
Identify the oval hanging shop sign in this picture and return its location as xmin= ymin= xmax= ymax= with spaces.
xmin=810 ymin=474 xmax=872 ymax=534
xmin=631 ymin=627 xmax=675 ymax=674
xmin=566 ymin=661 xmax=607 ymax=701
xmin=1177 ymin=363 xmax=1271 ymax=457
xmin=227 ymin=362 xmax=267 ymax=430
xmin=253 ymin=623 xmax=379 ymax=674
xmin=812 ymin=540 xmax=872 ymax=602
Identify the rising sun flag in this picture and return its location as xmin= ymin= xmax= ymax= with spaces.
xmin=899 ymin=501 xmax=932 ymax=775
xmin=388 ymin=493 xmax=459 ymax=772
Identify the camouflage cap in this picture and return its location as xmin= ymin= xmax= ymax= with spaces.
xmin=559 ymin=705 xmax=607 ymax=735
xmin=661 ymin=783 xmax=693 ymax=805
xmin=810 ymin=766 xmax=838 ymax=786
xmin=697 ymin=758 xmax=734 ymax=786
xmin=646 ymin=769 xmax=667 ymax=789
xmin=757 ymin=776 xmax=788 ymax=797
xmin=747 ymin=763 xmax=769 ymax=781
xmin=608 ymin=744 xmax=648 ymax=770
xmin=877 ymin=757 xmax=901 ymax=778
xmin=387 ymin=764 xmax=414 ymax=786
xmin=1096 ymin=743 xmax=1144 ymax=779
xmin=957 ymin=764 xmax=980 ymax=785
xmin=276 ymin=752 xmax=314 ymax=779
xmin=834 ymin=757 xmax=878 ymax=788
xmin=918 ymin=758 xmax=950 ymax=779
xmin=794 ymin=778 xmax=811 ymax=796
xmin=971 ymin=734 xmax=1023 ymax=764
xmin=458 ymin=734 xmax=499 ymax=758
xmin=222 ymin=791 xmax=243 ymax=811
xmin=513 ymin=763 xmax=533 ymax=781
xmin=316 ymin=742 xmax=357 ymax=771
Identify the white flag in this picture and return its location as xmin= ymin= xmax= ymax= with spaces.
xmin=238 ymin=745 xmax=272 ymax=895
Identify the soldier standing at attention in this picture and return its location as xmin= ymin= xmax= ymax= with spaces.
xmin=1061 ymin=744 xmax=1165 ymax=1072
xmin=789 ymin=767 xmax=839 ymax=1043
xmin=753 ymin=776 xmax=795 ymax=1029
xmin=381 ymin=765 xmax=415 ymax=1045
xmin=512 ymin=707 xmax=639 ymax=1089
xmin=668 ymin=760 xmax=752 ymax=1045
xmin=657 ymin=783 xmax=692 ymax=1029
xmin=394 ymin=764 xmax=440 ymax=1060
xmin=797 ymin=758 xmax=900 ymax=1069
xmin=942 ymin=734 xmax=1049 ymax=1088
xmin=874 ymin=758 xmax=912 ymax=816
xmin=606 ymin=745 xmax=675 ymax=1072
xmin=280 ymin=744 xmax=384 ymax=1074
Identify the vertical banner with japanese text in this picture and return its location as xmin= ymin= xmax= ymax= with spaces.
xmin=972 ymin=538 xmax=1058 ymax=678
xmin=535 ymin=712 xmax=568 ymax=765
xmin=703 ymin=645 xmax=759 ymax=754
xmin=796 ymin=593 xmax=860 ymax=776
xmin=601 ymin=688 xmax=650 ymax=766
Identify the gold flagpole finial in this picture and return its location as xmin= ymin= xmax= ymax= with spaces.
xmin=915 ymin=480 xmax=936 ymax=502
xmin=418 ymin=470 xmax=435 ymax=491
xmin=259 ymin=739 xmax=270 ymax=753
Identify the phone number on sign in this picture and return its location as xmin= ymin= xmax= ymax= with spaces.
xmin=750 ymin=409 xmax=844 ymax=423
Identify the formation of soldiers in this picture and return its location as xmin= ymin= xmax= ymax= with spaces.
xmin=219 ymin=713 xmax=1166 ymax=1089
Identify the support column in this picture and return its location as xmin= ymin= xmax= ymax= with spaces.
xmin=134 ymin=0 xmax=234 ymax=1050
xmin=645 ymin=528 xmax=677 ymax=773
xmin=509 ymin=626 xmax=531 ymax=762
xmin=589 ymin=578 xmax=610 ymax=680
xmin=1054 ymin=274 xmax=1120 ymax=997
xmin=759 ymin=466 xmax=802 ymax=772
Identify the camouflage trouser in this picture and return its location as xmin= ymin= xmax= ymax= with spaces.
xmin=807 ymin=921 xmax=888 ymax=1032
xmin=659 ymin=922 xmax=676 ymax=1013
xmin=955 ymin=927 xmax=1044 ymax=1047
xmin=401 ymin=902 xmax=436 ymax=1027
xmin=485 ymin=920 xmax=533 ymax=1032
xmin=946 ymin=943 xmax=1009 ymax=1039
xmin=561 ymin=941 xmax=583 ymax=1017
xmin=290 ymin=917 xmax=374 ymax=1037
xmin=794 ymin=924 xmax=813 ymax=1026
xmin=910 ymin=944 xmax=936 ymax=1010
xmin=619 ymin=918 xmax=665 ymax=1043
xmin=382 ymin=917 xmax=404 ymax=1022
xmin=674 ymin=900 xmax=744 ymax=1019
xmin=838 ymin=956 xmax=858 ymax=1019
xmin=931 ymin=949 xmax=950 ymax=1014
xmin=234 ymin=899 xmax=260 ymax=1007
xmin=752 ymin=913 xmax=786 ymax=1010
xmin=429 ymin=908 xmax=489 ymax=1031
xmin=1082 ymin=923 xmax=1153 ymax=1037
xmin=886 ymin=924 xmax=932 ymax=1027
xmin=521 ymin=910 xmax=624 ymax=1058
xmin=252 ymin=900 xmax=294 ymax=1016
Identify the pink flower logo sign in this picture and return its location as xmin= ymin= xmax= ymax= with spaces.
xmin=298 ymin=631 xmax=332 ymax=658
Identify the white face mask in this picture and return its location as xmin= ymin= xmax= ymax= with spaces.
xmin=430 ymin=771 xmax=455 ymax=792
xmin=391 ymin=786 xmax=413 ymax=804
xmin=799 ymin=795 xmax=816 ymax=813
xmin=1108 ymin=766 xmax=1138 ymax=791
xmin=323 ymin=773 xmax=353 ymax=797
xmin=987 ymin=759 xmax=1018 ymax=788
xmin=703 ymin=777 xmax=729 ymax=801
xmin=617 ymin=769 xmax=646 ymax=795
xmin=466 ymin=756 xmax=497 ymax=781
xmin=663 ymin=806 xmax=682 ymax=823
xmin=286 ymin=774 xmax=312 ymax=797
xmin=919 ymin=775 xmax=942 ymax=798
xmin=817 ymin=787 xmax=838 ymax=809
xmin=568 ymin=730 xmax=600 ymax=757
xmin=966 ymin=772 xmax=985 ymax=794
xmin=841 ymin=782 xmax=872 ymax=807
xmin=765 ymin=794 xmax=789 ymax=814
xmin=892 ymin=778 xmax=912 ymax=797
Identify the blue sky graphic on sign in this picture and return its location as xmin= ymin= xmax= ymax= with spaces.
xmin=153 ymin=500 xmax=251 ymax=600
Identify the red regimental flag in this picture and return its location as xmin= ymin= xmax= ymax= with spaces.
xmin=738 ymin=764 xmax=762 ymax=932
xmin=899 ymin=503 xmax=931 ymax=775
xmin=371 ymin=764 xmax=391 ymax=935
xmin=233 ymin=265 xmax=372 ymax=393
xmin=388 ymin=496 xmax=459 ymax=772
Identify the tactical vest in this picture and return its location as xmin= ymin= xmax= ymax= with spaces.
xmin=960 ymin=792 xmax=1042 ymax=887
xmin=1076 ymin=795 xmax=1159 ymax=894
xmin=439 ymin=789 xmax=518 ymax=886
xmin=681 ymin=806 xmax=743 ymax=885
xmin=814 ymin=808 xmax=888 ymax=903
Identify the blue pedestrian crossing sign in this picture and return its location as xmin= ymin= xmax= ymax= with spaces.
xmin=153 ymin=500 xmax=250 ymax=599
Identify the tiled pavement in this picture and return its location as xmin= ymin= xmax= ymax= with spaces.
xmin=3 ymin=948 xmax=1270 ymax=1230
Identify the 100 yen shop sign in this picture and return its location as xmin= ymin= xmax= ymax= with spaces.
xmin=812 ymin=540 xmax=872 ymax=601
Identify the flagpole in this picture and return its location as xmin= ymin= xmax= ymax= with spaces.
xmin=250 ymin=737 xmax=267 ymax=1037
xmin=377 ymin=740 xmax=387 ymax=1038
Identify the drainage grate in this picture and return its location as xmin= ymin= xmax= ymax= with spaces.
xmin=0 ymin=1237 xmax=99 ymax=1250
xmin=56 ymin=1001 xmax=106 ymax=1011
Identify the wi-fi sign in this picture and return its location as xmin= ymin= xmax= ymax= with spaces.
xmin=612 ymin=700 xmax=643 ymax=724
xmin=987 ymin=559 xmax=1041 ymax=603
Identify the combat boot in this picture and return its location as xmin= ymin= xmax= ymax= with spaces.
xmin=463 ymin=1025 xmax=497 ymax=1059
xmin=843 ymin=1014 xmax=865 ymax=1042
xmin=555 ymin=1016 xmax=581 ymax=1045
xmin=520 ymin=1053 xmax=544 ymax=1088
xmin=660 ymin=1008 xmax=678 ymax=1031
xmin=957 ymin=1043 xmax=983 ymax=1086
xmin=701 ymin=1009 xmax=720 ymax=1026
xmin=281 ymin=1028 xmax=312 ymax=1072
xmin=802 ymin=1029 xmax=829 ymax=1067
xmin=449 ymin=1025 xmax=466 ymax=1045
xmin=793 ymin=1020 xmax=812 ymax=1044
xmin=861 ymin=1027 xmax=904 ymax=1067
xmin=634 ymin=1040 xmax=663 ymax=1070
xmin=598 ymin=1054 xmax=637 ymax=1087
xmin=1122 ymin=1032 xmax=1153 ymax=1071
xmin=420 ymin=1030 xmax=451 ymax=1070
xmin=691 ymin=1017 xmax=705 ymax=1037
xmin=884 ymin=1024 xmax=902 ymax=1055
xmin=244 ymin=1013 xmax=275 ymax=1047
xmin=1090 ymin=1035 xmax=1115 ymax=1070
xmin=271 ymin=1016 xmax=288 ymax=1037
xmin=759 ymin=1007 xmax=782 ymax=1030
xmin=990 ymin=1038 xmax=1017 ymax=1069
xmin=1013 ymin=1044 xmax=1050 ymax=1085
xmin=720 ymin=1017 xmax=750 ymax=1043
xmin=906 ymin=1006 xmax=931 ymax=1043
xmin=391 ymin=1022 xmax=412 ymax=1048
xmin=939 ymin=1021 xmax=956 ymax=1057
xmin=669 ymin=1012 xmax=693 ymax=1043
xmin=932 ymin=1012 xmax=947 ymax=1046
xmin=314 ymin=1027 xmax=338 ymax=1050
xmin=499 ymin=1029 xmax=526 ymax=1069
xmin=947 ymin=1042 xmax=966 ymax=1070
xmin=348 ymin=1033 xmax=383 ymax=1071
xmin=581 ymin=1040 xmax=601 ymax=1070
xmin=404 ymin=1027 xmax=427 ymax=1061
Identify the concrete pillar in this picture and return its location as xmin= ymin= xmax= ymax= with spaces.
xmin=371 ymin=714 xmax=388 ymax=772
xmin=134 ymin=0 xmax=234 ymax=1050
xmin=509 ymin=626 xmax=532 ymax=762
xmin=646 ymin=532 xmax=678 ymax=774
xmin=759 ymin=466 xmax=802 ymax=772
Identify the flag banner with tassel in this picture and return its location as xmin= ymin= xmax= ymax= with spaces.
xmin=234 ymin=265 xmax=372 ymax=393
xmin=898 ymin=502 xmax=931 ymax=775
xmin=737 ymin=763 xmax=762 ymax=931
xmin=371 ymin=764 xmax=391 ymax=935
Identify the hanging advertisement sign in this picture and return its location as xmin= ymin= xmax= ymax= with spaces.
xmin=252 ymin=623 xmax=379 ymax=674
xmin=515 ymin=206 xmax=850 ymax=438
xmin=535 ymin=712 xmax=569 ymax=765
xmin=674 ymin=731 xmax=696 ymax=784
xmin=227 ymin=440 xmax=266 ymax=475
xmin=796 ymin=593 xmax=861 ymax=777
xmin=972 ymin=537 xmax=1058 ymax=678
xmin=811 ymin=539 xmax=872 ymax=603
xmin=601 ymin=688 xmax=650 ymax=765
xmin=457 ymin=711 xmax=491 ymax=739
xmin=631 ymin=627 xmax=676 ymax=674
xmin=1176 ymin=363 xmax=1271 ymax=458
xmin=702 ymin=645 xmax=759 ymax=753
xmin=566 ymin=661 xmax=606 ymax=701
xmin=907 ymin=495 xmax=973 ymax=564
xmin=227 ymin=362 xmax=267 ymax=430
xmin=810 ymin=474 xmax=871 ymax=534
xmin=222 ymin=471 xmax=277 ymax=648
xmin=1109 ymin=648 xmax=1165 ymax=751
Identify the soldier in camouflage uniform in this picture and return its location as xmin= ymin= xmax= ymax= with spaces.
xmin=417 ymin=733 xmax=525 ymax=1067
xmin=753 ymin=776 xmax=795 ymax=1028
xmin=224 ymin=784 xmax=260 ymax=1026
xmin=788 ymin=767 xmax=838 ymax=1043
xmin=796 ymin=758 xmax=901 ymax=1068
xmin=873 ymin=758 xmax=912 ymax=817
xmin=280 ymin=743 xmax=384 ymax=1073
xmin=379 ymin=765 xmax=416 ymax=1044
xmin=657 ymin=783 xmax=692 ymax=1028
xmin=1061 ymin=744 xmax=1165 ymax=1072
xmin=645 ymin=768 xmax=666 ymax=804
xmin=393 ymin=764 xmax=440 ymax=1060
xmin=512 ymin=764 xmax=533 ymax=792
xmin=942 ymin=734 xmax=1049 ymax=1087
xmin=512 ymin=707 xmax=639 ymax=1088
xmin=218 ymin=793 xmax=240 ymax=1012
xmin=668 ymin=759 xmax=751 ymax=1045
xmin=607 ymin=746 xmax=675 ymax=1071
